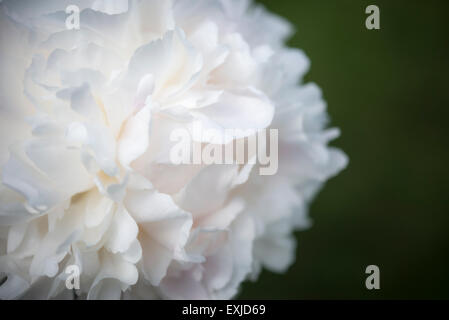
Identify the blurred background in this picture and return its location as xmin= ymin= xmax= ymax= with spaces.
xmin=240 ymin=0 xmax=449 ymax=299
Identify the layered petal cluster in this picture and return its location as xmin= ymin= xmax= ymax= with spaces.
xmin=0 ymin=0 xmax=347 ymax=299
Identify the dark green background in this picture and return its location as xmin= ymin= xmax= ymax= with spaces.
xmin=240 ymin=0 xmax=449 ymax=299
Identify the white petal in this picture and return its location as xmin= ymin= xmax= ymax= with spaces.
xmin=160 ymin=269 xmax=209 ymax=299
xmin=191 ymin=89 xmax=274 ymax=144
xmin=105 ymin=206 xmax=138 ymax=254
xmin=254 ymin=235 xmax=296 ymax=273
xmin=203 ymin=245 xmax=233 ymax=291
xmin=118 ymin=103 xmax=152 ymax=168
xmin=198 ymin=198 xmax=244 ymax=229
xmin=92 ymin=0 xmax=129 ymax=15
xmin=175 ymin=164 xmax=239 ymax=217
xmin=0 ymin=274 xmax=30 ymax=300
xmin=138 ymin=231 xmax=173 ymax=286
xmin=0 ymin=186 xmax=33 ymax=226
xmin=7 ymin=223 xmax=28 ymax=253
xmin=127 ymin=28 xmax=202 ymax=99
xmin=88 ymin=252 xmax=138 ymax=300
xmin=84 ymin=190 xmax=114 ymax=228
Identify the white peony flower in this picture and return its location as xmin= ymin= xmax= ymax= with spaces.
xmin=0 ymin=0 xmax=347 ymax=299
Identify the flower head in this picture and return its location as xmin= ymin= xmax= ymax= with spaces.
xmin=0 ymin=0 xmax=347 ymax=299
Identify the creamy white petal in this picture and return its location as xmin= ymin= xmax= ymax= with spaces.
xmin=105 ymin=205 xmax=138 ymax=254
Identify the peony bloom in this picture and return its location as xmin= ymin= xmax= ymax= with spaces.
xmin=0 ymin=0 xmax=347 ymax=299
